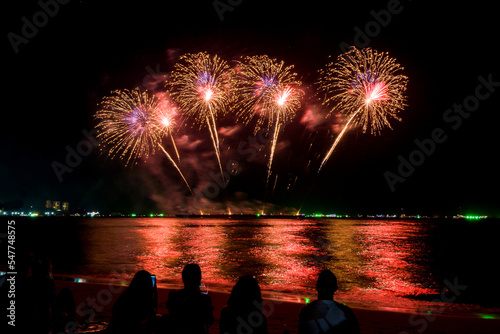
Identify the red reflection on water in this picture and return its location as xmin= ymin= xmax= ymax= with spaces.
xmin=135 ymin=219 xmax=321 ymax=294
xmin=134 ymin=219 xmax=183 ymax=280
xmin=355 ymin=220 xmax=437 ymax=297
xmin=135 ymin=219 xmax=233 ymax=288
xmin=177 ymin=221 xmax=227 ymax=284
xmin=258 ymin=220 xmax=321 ymax=293
xmin=130 ymin=218 xmax=438 ymax=310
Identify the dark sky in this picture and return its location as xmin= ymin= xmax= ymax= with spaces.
xmin=3 ymin=0 xmax=499 ymax=216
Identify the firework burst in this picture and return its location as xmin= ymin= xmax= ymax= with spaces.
xmin=168 ymin=52 xmax=234 ymax=182
xmin=317 ymin=47 xmax=408 ymax=172
xmin=235 ymin=55 xmax=304 ymax=182
xmin=95 ymin=88 xmax=162 ymax=166
xmin=95 ymin=88 xmax=192 ymax=193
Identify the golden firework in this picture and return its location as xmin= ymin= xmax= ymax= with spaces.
xmin=317 ymin=47 xmax=408 ymax=171
xmin=168 ymin=52 xmax=234 ymax=182
xmin=234 ymin=55 xmax=304 ymax=182
xmin=95 ymin=88 xmax=192 ymax=193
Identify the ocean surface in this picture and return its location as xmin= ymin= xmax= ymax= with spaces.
xmin=15 ymin=217 xmax=500 ymax=315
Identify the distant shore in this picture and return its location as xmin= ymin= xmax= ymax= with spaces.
xmin=55 ymin=280 xmax=500 ymax=334
xmin=6 ymin=213 xmax=496 ymax=220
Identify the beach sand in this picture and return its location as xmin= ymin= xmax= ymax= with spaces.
xmin=56 ymin=281 xmax=500 ymax=334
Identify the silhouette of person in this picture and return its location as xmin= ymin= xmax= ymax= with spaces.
xmin=220 ymin=275 xmax=268 ymax=334
xmin=107 ymin=270 xmax=158 ymax=334
xmin=53 ymin=287 xmax=79 ymax=333
xmin=298 ymin=270 xmax=359 ymax=334
xmin=16 ymin=254 xmax=57 ymax=334
xmin=166 ymin=263 xmax=214 ymax=334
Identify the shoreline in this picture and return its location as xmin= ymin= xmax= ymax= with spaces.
xmin=52 ymin=274 xmax=500 ymax=315
xmin=55 ymin=280 xmax=500 ymax=334
xmin=9 ymin=215 xmax=498 ymax=220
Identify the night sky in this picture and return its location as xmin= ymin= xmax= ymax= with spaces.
xmin=3 ymin=0 xmax=499 ymax=216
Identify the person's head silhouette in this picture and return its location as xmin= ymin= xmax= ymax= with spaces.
xmin=182 ymin=263 xmax=202 ymax=290
xmin=227 ymin=275 xmax=262 ymax=311
xmin=129 ymin=270 xmax=155 ymax=294
xmin=316 ymin=269 xmax=338 ymax=300
xmin=108 ymin=270 xmax=158 ymax=333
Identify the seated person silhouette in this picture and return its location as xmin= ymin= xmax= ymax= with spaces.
xmin=24 ymin=255 xmax=57 ymax=334
xmin=107 ymin=270 xmax=158 ymax=334
xmin=52 ymin=287 xmax=78 ymax=333
xmin=220 ymin=275 xmax=268 ymax=334
xmin=14 ymin=253 xmax=56 ymax=334
xmin=167 ymin=263 xmax=214 ymax=334
xmin=298 ymin=270 xmax=359 ymax=334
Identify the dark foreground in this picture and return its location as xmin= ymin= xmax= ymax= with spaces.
xmin=57 ymin=280 xmax=500 ymax=334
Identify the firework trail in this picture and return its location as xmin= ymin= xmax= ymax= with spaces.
xmin=316 ymin=47 xmax=408 ymax=172
xmin=168 ymin=52 xmax=234 ymax=183
xmin=156 ymin=95 xmax=181 ymax=162
xmin=95 ymin=88 xmax=192 ymax=194
xmin=157 ymin=143 xmax=192 ymax=195
xmin=235 ymin=55 xmax=304 ymax=183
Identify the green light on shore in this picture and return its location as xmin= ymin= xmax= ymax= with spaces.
xmin=131 ymin=213 xmax=136 ymax=217
xmin=149 ymin=213 xmax=154 ymax=217
xmin=256 ymin=213 xmax=260 ymax=217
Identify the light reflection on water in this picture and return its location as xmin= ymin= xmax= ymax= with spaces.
xmin=71 ymin=218 xmax=443 ymax=310
xmin=355 ymin=221 xmax=436 ymax=295
xmin=20 ymin=216 xmax=500 ymax=313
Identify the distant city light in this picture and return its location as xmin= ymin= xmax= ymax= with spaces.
xmin=465 ymin=215 xmax=487 ymax=220
xmin=0 ymin=207 xmax=490 ymax=220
